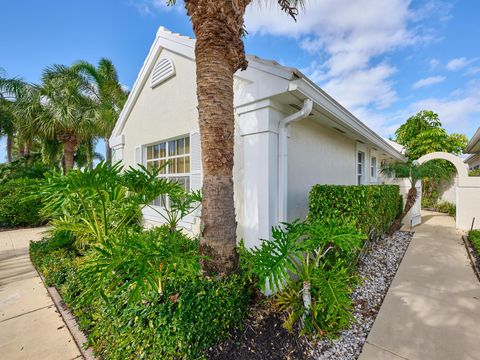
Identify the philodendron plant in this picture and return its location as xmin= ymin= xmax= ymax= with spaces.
xmin=248 ymin=219 xmax=365 ymax=335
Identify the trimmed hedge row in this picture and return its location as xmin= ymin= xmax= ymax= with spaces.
xmin=308 ymin=184 xmax=402 ymax=238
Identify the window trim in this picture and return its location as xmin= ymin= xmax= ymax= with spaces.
xmin=144 ymin=134 xmax=191 ymax=208
xmin=357 ymin=150 xmax=365 ymax=185
xmin=370 ymin=155 xmax=378 ymax=182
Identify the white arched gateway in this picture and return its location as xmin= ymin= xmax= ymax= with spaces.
xmin=416 ymin=152 xmax=480 ymax=230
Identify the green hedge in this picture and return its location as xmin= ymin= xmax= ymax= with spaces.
xmin=0 ymin=177 xmax=44 ymax=227
xmin=308 ymin=184 xmax=402 ymax=238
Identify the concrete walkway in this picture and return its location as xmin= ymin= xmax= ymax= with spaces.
xmin=359 ymin=211 xmax=480 ymax=360
xmin=0 ymin=227 xmax=82 ymax=360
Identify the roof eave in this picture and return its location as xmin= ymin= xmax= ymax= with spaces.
xmin=289 ymin=77 xmax=406 ymax=162
xmin=465 ymin=127 xmax=480 ymax=153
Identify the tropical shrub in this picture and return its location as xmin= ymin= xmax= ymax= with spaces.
xmin=38 ymin=162 xmax=194 ymax=249
xmin=247 ymin=219 xmax=365 ymax=336
xmin=308 ymin=184 xmax=401 ymax=238
xmin=469 ymin=169 xmax=480 ymax=177
xmin=30 ymin=227 xmax=253 ymax=359
xmin=0 ymin=177 xmax=44 ymax=227
xmin=434 ymin=201 xmax=456 ymax=218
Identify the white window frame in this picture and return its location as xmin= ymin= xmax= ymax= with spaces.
xmin=370 ymin=154 xmax=378 ymax=182
xmin=144 ymin=135 xmax=191 ymax=209
xmin=357 ymin=150 xmax=365 ymax=185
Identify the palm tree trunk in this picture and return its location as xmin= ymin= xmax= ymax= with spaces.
xmin=105 ymin=137 xmax=111 ymax=164
xmin=388 ymin=186 xmax=418 ymax=234
xmin=63 ymin=139 xmax=76 ymax=174
xmin=187 ymin=1 xmax=250 ymax=275
xmin=6 ymin=133 xmax=12 ymax=163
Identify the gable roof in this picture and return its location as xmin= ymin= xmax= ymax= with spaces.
xmin=111 ymin=26 xmax=405 ymax=161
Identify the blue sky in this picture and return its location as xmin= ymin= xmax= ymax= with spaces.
xmin=1 ymin=0 xmax=479 ymax=162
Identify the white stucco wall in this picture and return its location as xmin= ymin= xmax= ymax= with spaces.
xmin=438 ymin=176 xmax=458 ymax=205
xmin=122 ymin=48 xmax=198 ymax=166
xmin=287 ymin=119 xmax=356 ymax=220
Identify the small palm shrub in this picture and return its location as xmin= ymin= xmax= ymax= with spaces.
xmin=247 ymin=219 xmax=365 ymax=337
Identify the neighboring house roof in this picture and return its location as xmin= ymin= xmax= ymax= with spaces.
xmin=383 ymin=139 xmax=406 ymax=155
xmin=465 ymin=127 xmax=480 ymax=153
xmin=111 ymin=26 xmax=405 ymax=161
xmin=464 ymin=153 xmax=479 ymax=165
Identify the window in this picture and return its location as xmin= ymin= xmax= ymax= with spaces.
xmin=371 ymin=156 xmax=377 ymax=181
xmin=357 ymin=151 xmax=365 ymax=185
xmin=146 ymin=136 xmax=190 ymax=207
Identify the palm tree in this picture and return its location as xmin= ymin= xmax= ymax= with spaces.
xmin=165 ymin=0 xmax=303 ymax=275
xmin=72 ymin=59 xmax=128 ymax=164
xmin=38 ymin=64 xmax=96 ymax=173
xmin=0 ymin=97 xmax=15 ymax=163
xmin=381 ymin=161 xmax=451 ymax=233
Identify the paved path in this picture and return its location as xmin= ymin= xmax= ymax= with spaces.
xmin=0 ymin=227 xmax=82 ymax=360
xmin=359 ymin=211 xmax=480 ymax=360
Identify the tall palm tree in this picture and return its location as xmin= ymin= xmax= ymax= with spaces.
xmin=0 ymin=72 xmax=46 ymax=161
xmin=381 ymin=161 xmax=451 ymax=234
xmin=72 ymin=59 xmax=128 ymax=164
xmin=38 ymin=65 xmax=96 ymax=173
xmin=0 ymin=97 xmax=15 ymax=163
xmin=166 ymin=0 xmax=303 ymax=275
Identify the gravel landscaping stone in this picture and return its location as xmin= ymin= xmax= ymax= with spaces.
xmin=310 ymin=230 xmax=413 ymax=360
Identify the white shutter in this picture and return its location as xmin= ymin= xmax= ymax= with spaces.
xmin=134 ymin=146 xmax=142 ymax=168
xmin=190 ymin=130 xmax=202 ymax=191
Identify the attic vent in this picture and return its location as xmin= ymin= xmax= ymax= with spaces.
xmin=151 ymin=57 xmax=175 ymax=88
xmin=332 ymin=127 xmax=346 ymax=134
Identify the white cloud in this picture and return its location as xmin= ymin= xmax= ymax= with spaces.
xmin=412 ymin=76 xmax=446 ymax=89
xmin=323 ymin=64 xmax=398 ymax=109
xmin=446 ymin=57 xmax=476 ymax=71
xmin=407 ymin=96 xmax=480 ymax=133
xmin=246 ymin=0 xmax=442 ymax=112
xmin=465 ymin=67 xmax=480 ymax=76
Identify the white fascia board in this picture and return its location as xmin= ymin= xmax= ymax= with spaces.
xmin=465 ymin=127 xmax=480 ymax=153
xmin=110 ymin=29 xmax=195 ymax=142
xmin=289 ymin=78 xmax=406 ymax=162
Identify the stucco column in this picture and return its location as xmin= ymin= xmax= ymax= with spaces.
xmin=236 ymin=100 xmax=286 ymax=248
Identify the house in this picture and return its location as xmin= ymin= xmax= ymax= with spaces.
xmin=465 ymin=127 xmax=480 ymax=170
xmin=109 ymin=27 xmax=407 ymax=248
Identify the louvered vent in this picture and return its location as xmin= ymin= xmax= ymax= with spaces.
xmin=151 ymin=58 xmax=175 ymax=88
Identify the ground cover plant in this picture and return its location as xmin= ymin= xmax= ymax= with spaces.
xmin=30 ymin=163 xmax=253 ymax=359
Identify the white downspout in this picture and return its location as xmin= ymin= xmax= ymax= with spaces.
xmin=278 ymin=98 xmax=313 ymax=224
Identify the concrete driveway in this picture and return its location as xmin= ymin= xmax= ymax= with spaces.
xmin=0 ymin=227 xmax=82 ymax=360
xmin=359 ymin=211 xmax=480 ymax=360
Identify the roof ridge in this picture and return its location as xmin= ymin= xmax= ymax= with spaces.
xmin=157 ymin=26 xmax=194 ymax=40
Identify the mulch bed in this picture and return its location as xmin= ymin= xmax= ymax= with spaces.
xmin=0 ymin=224 xmax=41 ymax=232
xmin=207 ymin=298 xmax=312 ymax=360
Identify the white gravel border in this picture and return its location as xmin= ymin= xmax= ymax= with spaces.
xmin=310 ymin=231 xmax=413 ymax=360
